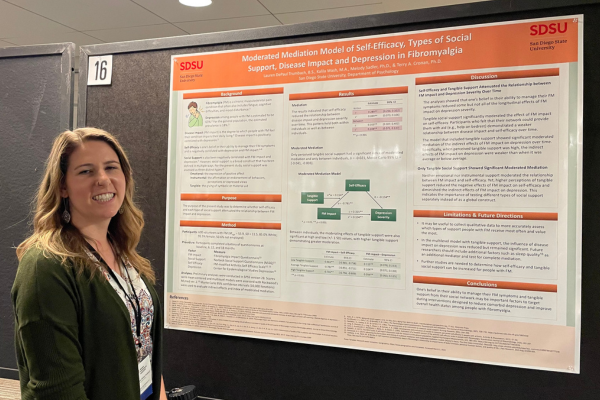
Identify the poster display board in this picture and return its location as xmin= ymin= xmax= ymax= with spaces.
xmin=0 ymin=43 xmax=73 ymax=380
xmin=165 ymin=16 xmax=583 ymax=372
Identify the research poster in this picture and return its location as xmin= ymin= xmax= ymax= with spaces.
xmin=165 ymin=16 xmax=583 ymax=372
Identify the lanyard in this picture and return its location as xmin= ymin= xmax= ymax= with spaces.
xmin=85 ymin=242 xmax=143 ymax=348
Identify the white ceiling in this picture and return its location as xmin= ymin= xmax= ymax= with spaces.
xmin=0 ymin=0 xmax=485 ymax=54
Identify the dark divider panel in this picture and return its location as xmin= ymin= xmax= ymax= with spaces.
xmin=79 ymin=1 xmax=600 ymax=398
xmin=0 ymin=43 xmax=74 ymax=380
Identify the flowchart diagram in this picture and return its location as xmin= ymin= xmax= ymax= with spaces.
xmin=301 ymin=179 xmax=396 ymax=221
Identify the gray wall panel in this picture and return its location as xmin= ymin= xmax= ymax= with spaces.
xmin=0 ymin=45 xmax=73 ymax=380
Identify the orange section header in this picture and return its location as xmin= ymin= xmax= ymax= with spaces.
xmin=415 ymin=68 xmax=559 ymax=85
xmin=180 ymin=221 xmax=281 ymax=230
xmin=413 ymin=210 xmax=558 ymax=221
xmin=173 ymin=18 xmax=578 ymax=91
xmin=413 ymin=276 xmax=557 ymax=293
xmin=183 ymin=87 xmax=283 ymax=99
xmin=181 ymin=193 xmax=282 ymax=202
xmin=289 ymin=87 xmax=408 ymax=100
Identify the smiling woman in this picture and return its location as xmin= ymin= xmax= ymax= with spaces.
xmin=11 ymin=128 xmax=167 ymax=400
xmin=62 ymin=140 xmax=127 ymax=230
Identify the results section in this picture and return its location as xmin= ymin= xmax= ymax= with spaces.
xmin=287 ymin=87 xmax=407 ymax=289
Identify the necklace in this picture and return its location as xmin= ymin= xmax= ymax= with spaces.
xmin=84 ymin=240 xmax=143 ymax=350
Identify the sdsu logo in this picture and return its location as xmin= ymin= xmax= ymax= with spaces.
xmin=530 ymin=22 xmax=567 ymax=36
xmin=179 ymin=61 xmax=204 ymax=71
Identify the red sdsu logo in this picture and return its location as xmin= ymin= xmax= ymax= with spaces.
xmin=530 ymin=22 xmax=567 ymax=36
xmin=179 ymin=61 xmax=204 ymax=71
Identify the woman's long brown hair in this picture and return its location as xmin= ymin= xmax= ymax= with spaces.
xmin=17 ymin=128 xmax=155 ymax=283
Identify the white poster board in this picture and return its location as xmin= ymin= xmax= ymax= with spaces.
xmin=164 ymin=16 xmax=583 ymax=372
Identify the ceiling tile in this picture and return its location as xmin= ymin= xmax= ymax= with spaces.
xmin=6 ymin=31 xmax=103 ymax=47
xmin=0 ymin=1 xmax=74 ymax=38
xmin=5 ymin=0 xmax=166 ymax=31
xmin=260 ymin=0 xmax=379 ymax=14
xmin=134 ymin=0 xmax=269 ymax=23
xmin=175 ymin=15 xmax=280 ymax=35
xmin=276 ymin=4 xmax=385 ymax=25
xmin=383 ymin=0 xmax=486 ymax=12
xmin=84 ymin=24 xmax=188 ymax=43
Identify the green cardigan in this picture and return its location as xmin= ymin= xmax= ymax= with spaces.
xmin=11 ymin=247 xmax=163 ymax=400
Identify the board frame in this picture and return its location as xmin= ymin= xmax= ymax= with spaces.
xmin=76 ymin=1 xmax=599 ymax=398
xmin=0 ymin=41 xmax=74 ymax=380
xmin=0 ymin=42 xmax=74 ymax=132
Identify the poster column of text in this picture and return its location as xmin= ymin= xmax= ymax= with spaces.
xmin=412 ymin=69 xmax=561 ymax=322
xmin=176 ymin=88 xmax=284 ymax=297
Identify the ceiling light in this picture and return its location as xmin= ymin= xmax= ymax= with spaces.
xmin=179 ymin=0 xmax=212 ymax=7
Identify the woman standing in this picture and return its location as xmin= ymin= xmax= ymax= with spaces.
xmin=12 ymin=128 xmax=167 ymax=399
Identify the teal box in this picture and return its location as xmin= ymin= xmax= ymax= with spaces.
xmin=346 ymin=180 xmax=370 ymax=191
xmin=317 ymin=208 xmax=341 ymax=220
xmin=301 ymin=192 xmax=324 ymax=204
xmin=371 ymin=209 xmax=396 ymax=221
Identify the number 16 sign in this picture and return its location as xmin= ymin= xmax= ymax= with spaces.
xmin=87 ymin=55 xmax=113 ymax=86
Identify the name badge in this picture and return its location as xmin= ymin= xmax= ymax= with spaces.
xmin=139 ymin=356 xmax=153 ymax=400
